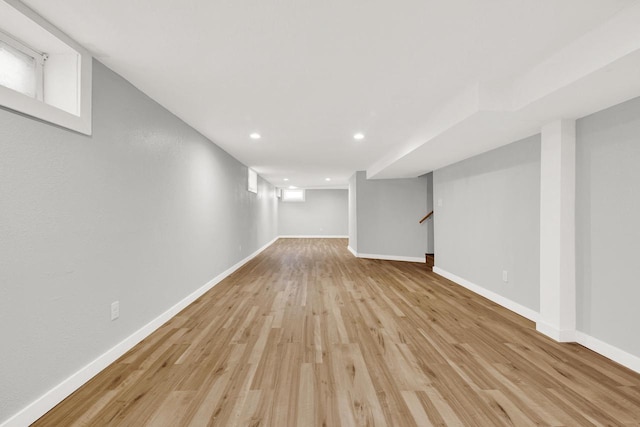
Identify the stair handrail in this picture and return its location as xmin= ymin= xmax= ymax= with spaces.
xmin=419 ymin=211 xmax=433 ymax=224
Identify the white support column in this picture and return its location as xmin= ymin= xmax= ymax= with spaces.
xmin=538 ymin=119 xmax=576 ymax=342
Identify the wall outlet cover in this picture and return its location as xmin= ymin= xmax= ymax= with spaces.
xmin=111 ymin=301 xmax=120 ymax=320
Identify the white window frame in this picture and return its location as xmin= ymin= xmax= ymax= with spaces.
xmin=248 ymin=168 xmax=258 ymax=194
xmin=282 ymin=189 xmax=305 ymax=202
xmin=0 ymin=0 xmax=92 ymax=135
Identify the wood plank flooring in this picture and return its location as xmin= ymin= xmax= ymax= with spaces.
xmin=34 ymin=238 xmax=640 ymax=426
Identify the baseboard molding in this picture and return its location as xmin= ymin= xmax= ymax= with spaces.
xmin=432 ymin=267 xmax=539 ymax=322
xmin=432 ymin=268 xmax=640 ymax=374
xmin=289 ymin=241 xmax=419 ymax=264
xmin=356 ymin=252 xmax=425 ymax=263
xmin=278 ymin=235 xmax=348 ymax=238
xmin=347 ymin=245 xmax=357 ymax=257
xmin=575 ymin=331 xmax=640 ymax=374
xmin=535 ymin=321 xmax=576 ymax=342
xmin=1 ymin=236 xmax=279 ymax=427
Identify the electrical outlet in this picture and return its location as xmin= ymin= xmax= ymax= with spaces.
xmin=502 ymin=270 xmax=508 ymax=282
xmin=437 ymin=198 xmax=443 ymax=207
xmin=111 ymin=301 xmax=120 ymax=320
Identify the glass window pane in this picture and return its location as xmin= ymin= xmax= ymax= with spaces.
xmin=248 ymin=169 xmax=258 ymax=193
xmin=282 ymin=189 xmax=305 ymax=201
xmin=0 ymin=39 xmax=36 ymax=98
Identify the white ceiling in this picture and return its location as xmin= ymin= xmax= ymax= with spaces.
xmin=18 ymin=0 xmax=640 ymax=188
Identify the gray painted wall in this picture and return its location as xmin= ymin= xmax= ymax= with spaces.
xmin=278 ymin=189 xmax=348 ymax=236
xmin=348 ymin=173 xmax=358 ymax=252
xmin=0 ymin=60 xmax=278 ymax=422
xmin=355 ymin=171 xmax=428 ymax=258
xmin=576 ymin=95 xmax=640 ymax=358
xmin=433 ymin=135 xmax=541 ymax=312
xmin=425 ymin=172 xmax=435 ymax=254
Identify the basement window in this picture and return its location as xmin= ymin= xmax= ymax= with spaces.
xmin=0 ymin=0 xmax=92 ymax=135
xmin=248 ymin=168 xmax=258 ymax=193
xmin=282 ymin=189 xmax=305 ymax=202
xmin=0 ymin=34 xmax=45 ymax=100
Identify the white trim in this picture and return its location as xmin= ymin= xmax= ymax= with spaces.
xmin=535 ymin=321 xmax=576 ymax=342
xmin=430 ymin=268 xmax=640 ymax=375
xmin=575 ymin=331 xmax=640 ymax=374
xmin=356 ymin=253 xmax=425 ymax=263
xmin=347 ymin=245 xmax=357 ymax=257
xmin=346 ymin=246 xmax=425 ymax=263
xmin=432 ymin=267 xmax=539 ymax=322
xmin=278 ymin=235 xmax=348 ymax=239
xmin=0 ymin=237 xmax=278 ymax=427
xmin=0 ymin=84 xmax=91 ymax=134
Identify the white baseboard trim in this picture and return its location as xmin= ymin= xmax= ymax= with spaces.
xmin=0 ymin=236 xmax=279 ymax=427
xmin=346 ymin=246 xmax=424 ymax=263
xmin=356 ymin=252 xmax=425 ymax=263
xmin=535 ymin=321 xmax=576 ymax=342
xmin=575 ymin=331 xmax=640 ymax=374
xmin=432 ymin=267 xmax=539 ymax=322
xmin=430 ymin=270 xmax=640 ymax=375
xmin=278 ymin=235 xmax=348 ymax=238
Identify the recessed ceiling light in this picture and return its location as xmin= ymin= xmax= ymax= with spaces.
xmin=288 ymin=185 xmax=298 ymax=189
xmin=250 ymin=132 xmax=261 ymax=140
xmin=284 ymin=178 xmax=289 ymax=181
xmin=353 ymin=132 xmax=365 ymax=140
xmin=325 ymin=178 xmax=331 ymax=181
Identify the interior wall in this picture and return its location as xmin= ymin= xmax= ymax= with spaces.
xmin=433 ymin=135 xmax=541 ymax=312
xmin=576 ymin=95 xmax=640 ymax=358
xmin=0 ymin=60 xmax=278 ymax=423
xmin=278 ymin=189 xmax=348 ymax=236
xmin=355 ymin=171 xmax=428 ymax=259
xmin=348 ymin=173 xmax=358 ymax=252
xmin=425 ymin=172 xmax=434 ymax=254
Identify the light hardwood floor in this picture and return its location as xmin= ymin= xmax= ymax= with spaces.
xmin=35 ymin=238 xmax=640 ymax=426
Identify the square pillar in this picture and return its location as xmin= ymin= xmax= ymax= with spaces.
xmin=538 ymin=119 xmax=576 ymax=342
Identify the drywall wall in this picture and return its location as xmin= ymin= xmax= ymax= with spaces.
xmin=0 ymin=60 xmax=278 ymax=423
xmin=576 ymin=95 xmax=640 ymax=358
xmin=433 ymin=135 xmax=541 ymax=312
xmin=348 ymin=173 xmax=358 ymax=252
xmin=425 ymin=172 xmax=435 ymax=254
xmin=355 ymin=171 xmax=428 ymax=259
xmin=278 ymin=189 xmax=348 ymax=236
